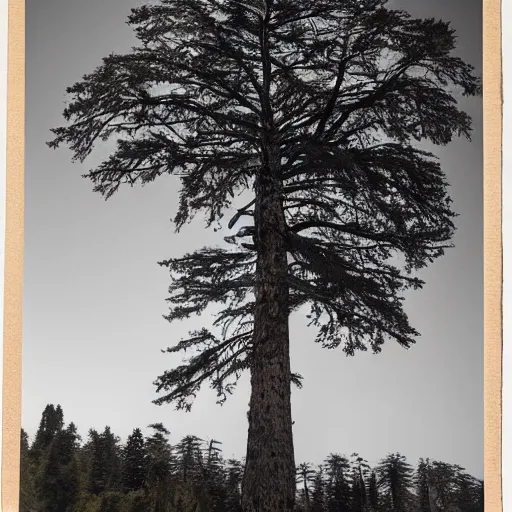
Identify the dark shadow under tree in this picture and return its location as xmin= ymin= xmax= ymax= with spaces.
xmin=48 ymin=1 xmax=480 ymax=510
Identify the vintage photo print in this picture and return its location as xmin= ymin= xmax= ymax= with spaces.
xmin=9 ymin=0 xmax=501 ymax=510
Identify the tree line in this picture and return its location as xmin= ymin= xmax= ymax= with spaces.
xmin=20 ymin=404 xmax=483 ymax=512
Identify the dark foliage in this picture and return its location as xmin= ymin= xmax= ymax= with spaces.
xmin=86 ymin=427 xmax=122 ymax=496
xmin=123 ymin=428 xmax=147 ymax=492
xmin=48 ymin=0 xmax=480 ymax=509
xmin=48 ymin=0 xmax=479 ymax=413
xmin=20 ymin=405 xmax=484 ymax=512
xmin=376 ymin=453 xmax=414 ymax=512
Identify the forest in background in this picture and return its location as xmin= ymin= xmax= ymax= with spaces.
xmin=19 ymin=404 xmax=484 ymax=512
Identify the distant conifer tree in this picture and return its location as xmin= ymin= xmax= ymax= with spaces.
xmin=225 ymin=458 xmax=244 ymax=512
xmin=86 ymin=426 xmax=122 ymax=495
xmin=324 ymin=454 xmax=351 ymax=511
xmin=30 ymin=404 xmax=64 ymax=463
xmin=145 ymin=423 xmax=173 ymax=511
xmin=349 ymin=454 xmax=370 ymax=512
xmin=202 ymin=439 xmax=229 ymax=511
xmin=376 ymin=453 xmax=414 ymax=512
xmin=19 ymin=429 xmax=38 ymax=512
xmin=122 ymin=428 xmax=147 ymax=492
xmin=310 ymin=466 xmax=327 ymax=512
xmin=415 ymin=458 xmax=432 ymax=512
xmin=297 ymin=462 xmax=316 ymax=510
xmin=368 ymin=471 xmax=379 ymax=512
xmin=35 ymin=421 xmax=81 ymax=511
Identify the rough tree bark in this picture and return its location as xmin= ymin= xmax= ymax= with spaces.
xmin=240 ymin=145 xmax=295 ymax=512
xmin=241 ymin=5 xmax=296 ymax=509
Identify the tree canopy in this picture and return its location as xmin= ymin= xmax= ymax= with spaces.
xmin=49 ymin=0 xmax=479 ymax=411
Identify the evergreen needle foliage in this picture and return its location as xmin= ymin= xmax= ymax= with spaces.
xmin=48 ymin=0 xmax=480 ymax=509
xmin=48 ymin=0 xmax=480 ymax=408
xmin=20 ymin=405 xmax=484 ymax=512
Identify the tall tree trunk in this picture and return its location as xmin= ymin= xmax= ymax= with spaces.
xmin=241 ymin=5 xmax=295 ymax=509
xmin=241 ymin=149 xmax=295 ymax=511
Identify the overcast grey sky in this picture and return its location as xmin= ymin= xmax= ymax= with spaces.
xmin=24 ymin=0 xmax=483 ymax=477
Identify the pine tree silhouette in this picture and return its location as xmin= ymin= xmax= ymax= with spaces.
xmin=49 ymin=1 xmax=480 ymax=509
